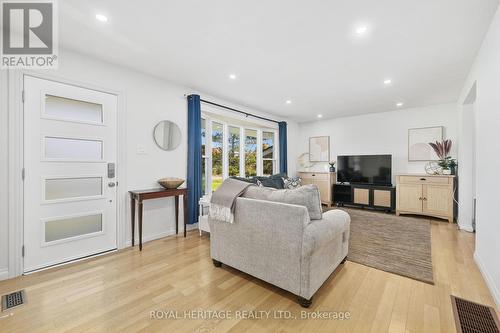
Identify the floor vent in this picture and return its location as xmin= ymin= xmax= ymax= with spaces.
xmin=1 ymin=290 xmax=26 ymax=311
xmin=451 ymin=295 xmax=500 ymax=333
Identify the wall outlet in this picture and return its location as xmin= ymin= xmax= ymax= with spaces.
xmin=136 ymin=144 xmax=147 ymax=155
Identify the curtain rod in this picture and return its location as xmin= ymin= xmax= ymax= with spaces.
xmin=198 ymin=98 xmax=281 ymax=124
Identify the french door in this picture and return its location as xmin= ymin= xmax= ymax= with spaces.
xmin=23 ymin=76 xmax=118 ymax=272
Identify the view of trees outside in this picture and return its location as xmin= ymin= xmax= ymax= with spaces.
xmin=228 ymin=126 xmax=240 ymax=176
xmin=245 ymin=129 xmax=257 ymax=177
xmin=201 ymin=118 xmax=277 ymax=193
xmin=262 ymin=131 xmax=274 ymax=176
xmin=201 ymin=119 xmax=206 ymax=195
xmin=211 ymin=122 xmax=223 ymax=190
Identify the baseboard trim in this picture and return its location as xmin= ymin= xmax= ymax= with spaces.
xmin=125 ymin=223 xmax=199 ymax=247
xmin=458 ymin=223 xmax=474 ymax=232
xmin=0 ymin=268 xmax=8 ymax=281
xmin=474 ymin=251 xmax=500 ymax=308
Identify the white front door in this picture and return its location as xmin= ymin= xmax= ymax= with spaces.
xmin=23 ymin=76 xmax=118 ymax=272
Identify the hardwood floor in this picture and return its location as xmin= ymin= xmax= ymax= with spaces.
xmin=0 ymin=220 xmax=498 ymax=333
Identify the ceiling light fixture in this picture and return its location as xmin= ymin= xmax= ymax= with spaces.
xmin=383 ymin=79 xmax=392 ymax=85
xmin=285 ymin=100 xmax=292 ymax=104
xmin=355 ymin=25 xmax=368 ymax=36
xmin=396 ymin=102 xmax=404 ymax=107
xmin=95 ymin=14 xmax=108 ymax=22
xmin=229 ymin=74 xmax=237 ymax=80
xmin=317 ymin=114 xmax=323 ymax=118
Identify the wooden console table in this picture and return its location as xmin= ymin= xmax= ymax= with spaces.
xmin=129 ymin=188 xmax=188 ymax=250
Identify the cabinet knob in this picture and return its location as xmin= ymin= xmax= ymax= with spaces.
xmin=419 ymin=197 xmax=423 ymax=200
xmin=423 ymin=197 xmax=427 ymax=201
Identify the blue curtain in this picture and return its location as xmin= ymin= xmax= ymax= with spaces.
xmin=278 ymin=121 xmax=288 ymax=174
xmin=187 ymin=94 xmax=202 ymax=224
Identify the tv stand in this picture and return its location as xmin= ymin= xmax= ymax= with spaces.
xmin=333 ymin=183 xmax=396 ymax=212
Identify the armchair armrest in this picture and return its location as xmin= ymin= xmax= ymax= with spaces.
xmin=302 ymin=209 xmax=350 ymax=256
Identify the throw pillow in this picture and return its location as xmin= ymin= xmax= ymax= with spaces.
xmin=253 ymin=173 xmax=286 ymax=189
xmin=242 ymin=184 xmax=322 ymax=220
xmin=283 ymin=177 xmax=301 ymax=189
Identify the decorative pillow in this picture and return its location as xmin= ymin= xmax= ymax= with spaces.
xmin=242 ymin=184 xmax=322 ymax=220
xmin=283 ymin=177 xmax=301 ymax=189
xmin=253 ymin=173 xmax=286 ymax=189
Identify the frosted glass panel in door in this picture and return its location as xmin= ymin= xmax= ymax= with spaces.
xmin=44 ymin=137 xmax=103 ymax=160
xmin=45 ymin=95 xmax=103 ymax=123
xmin=45 ymin=214 xmax=103 ymax=242
xmin=45 ymin=177 xmax=102 ymax=200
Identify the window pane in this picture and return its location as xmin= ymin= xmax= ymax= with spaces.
xmin=45 ymin=95 xmax=103 ymax=123
xmin=45 ymin=177 xmax=102 ymax=200
xmin=263 ymin=160 xmax=274 ymax=176
xmin=228 ymin=126 xmax=240 ymax=177
xmin=262 ymin=131 xmax=274 ymax=159
xmin=212 ymin=122 xmax=223 ymax=191
xmin=201 ymin=118 xmax=206 ymax=157
xmin=201 ymin=119 xmax=207 ymax=195
xmin=202 ymin=158 xmax=207 ymax=196
xmin=245 ymin=129 xmax=257 ymax=177
xmin=45 ymin=213 xmax=102 ymax=242
xmin=45 ymin=137 xmax=103 ymax=160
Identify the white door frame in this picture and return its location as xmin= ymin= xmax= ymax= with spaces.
xmin=7 ymin=70 xmax=128 ymax=278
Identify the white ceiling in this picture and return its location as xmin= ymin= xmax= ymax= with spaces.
xmin=60 ymin=0 xmax=499 ymax=122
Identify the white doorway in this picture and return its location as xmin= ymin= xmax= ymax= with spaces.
xmin=23 ymin=76 xmax=118 ymax=272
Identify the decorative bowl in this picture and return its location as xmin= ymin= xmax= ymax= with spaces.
xmin=158 ymin=177 xmax=185 ymax=189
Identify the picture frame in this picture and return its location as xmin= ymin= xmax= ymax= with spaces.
xmin=309 ymin=136 xmax=330 ymax=162
xmin=408 ymin=126 xmax=443 ymax=161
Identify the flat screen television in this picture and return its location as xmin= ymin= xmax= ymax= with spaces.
xmin=337 ymin=154 xmax=392 ymax=186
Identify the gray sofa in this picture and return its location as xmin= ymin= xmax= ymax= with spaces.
xmin=209 ymin=194 xmax=350 ymax=307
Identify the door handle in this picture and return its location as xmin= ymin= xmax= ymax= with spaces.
xmin=420 ymin=178 xmax=426 ymax=181
xmin=108 ymin=182 xmax=116 ymax=187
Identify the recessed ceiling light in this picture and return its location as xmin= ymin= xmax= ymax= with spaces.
xmin=383 ymin=79 xmax=392 ymax=85
xmin=285 ymin=100 xmax=292 ymax=104
xmin=355 ymin=25 xmax=368 ymax=35
xmin=317 ymin=114 xmax=323 ymax=118
xmin=396 ymin=102 xmax=404 ymax=107
xmin=95 ymin=14 xmax=108 ymax=22
xmin=229 ymin=74 xmax=237 ymax=80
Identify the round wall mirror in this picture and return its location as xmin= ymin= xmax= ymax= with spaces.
xmin=153 ymin=120 xmax=182 ymax=151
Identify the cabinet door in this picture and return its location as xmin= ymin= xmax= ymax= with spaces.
xmin=316 ymin=180 xmax=330 ymax=204
xmin=373 ymin=189 xmax=392 ymax=208
xmin=423 ymin=185 xmax=451 ymax=216
xmin=353 ymin=188 xmax=370 ymax=205
xmin=397 ymin=184 xmax=422 ymax=213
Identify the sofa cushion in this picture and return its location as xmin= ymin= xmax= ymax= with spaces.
xmin=230 ymin=176 xmax=257 ymax=184
xmin=242 ymin=184 xmax=323 ymax=220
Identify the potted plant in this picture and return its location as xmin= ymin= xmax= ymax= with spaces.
xmin=429 ymin=140 xmax=456 ymax=175
xmin=329 ymin=160 xmax=336 ymax=172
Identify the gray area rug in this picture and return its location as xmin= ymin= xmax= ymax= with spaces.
xmin=331 ymin=208 xmax=434 ymax=284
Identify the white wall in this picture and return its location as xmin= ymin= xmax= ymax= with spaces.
xmin=294 ymin=103 xmax=459 ymax=183
xmin=457 ymin=102 xmax=476 ymax=232
xmin=459 ymin=5 xmax=500 ymax=307
xmin=0 ymin=70 xmax=8 ymax=280
xmin=0 ymin=49 xmax=298 ymax=279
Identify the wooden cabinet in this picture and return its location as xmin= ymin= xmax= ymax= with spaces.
xmin=298 ymin=172 xmax=336 ymax=206
xmin=396 ymin=174 xmax=455 ymax=222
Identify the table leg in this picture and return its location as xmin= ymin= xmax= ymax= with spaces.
xmin=183 ymin=194 xmax=188 ymax=237
xmin=131 ymin=196 xmax=135 ymax=247
xmin=175 ymin=196 xmax=179 ymax=235
xmin=138 ymin=201 xmax=143 ymax=251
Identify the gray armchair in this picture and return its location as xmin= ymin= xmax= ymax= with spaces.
xmin=209 ymin=197 xmax=350 ymax=307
